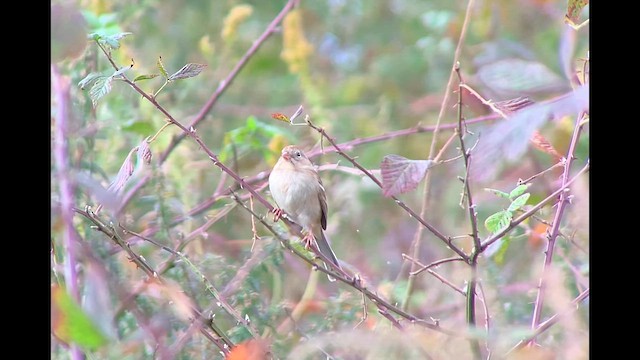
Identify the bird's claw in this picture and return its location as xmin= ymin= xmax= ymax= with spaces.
xmin=272 ymin=208 xmax=284 ymax=222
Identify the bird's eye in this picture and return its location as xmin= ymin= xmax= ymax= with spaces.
xmin=295 ymin=151 xmax=301 ymax=157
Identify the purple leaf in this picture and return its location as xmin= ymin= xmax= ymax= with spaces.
xmin=477 ymin=58 xmax=568 ymax=97
xmin=473 ymin=84 xmax=589 ymax=182
xmin=381 ymin=155 xmax=434 ymax=197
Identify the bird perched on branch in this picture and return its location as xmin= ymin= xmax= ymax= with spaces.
xmin=269 ymin=145 xmax=341 ymax=281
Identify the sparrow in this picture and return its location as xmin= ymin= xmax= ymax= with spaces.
xmin=268 ymin=145 xmax=341 ymax=280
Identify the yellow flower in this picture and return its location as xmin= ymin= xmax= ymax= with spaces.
xmin=280 ymin=9 xmax=314 ymax=74
xmin=221 ymin=4 xmax=254 ymax=41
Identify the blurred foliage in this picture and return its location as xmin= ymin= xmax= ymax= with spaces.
xmin=52 ymin=0 xmax=589 ymax=358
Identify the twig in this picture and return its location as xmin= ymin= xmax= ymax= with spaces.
xmin=354 ymin=288 xmax=368 ymax=329
xmin=517 ymin=161 xmax=565 ymax=185
xmin=73 ymin=207 xmax=234 ymax=354
xmin=117 ymin=0 xmax=299 ymax=212
xmin=404 ymin=255 xmax=466 ymax=276
xmin=477 ymin=281 xmax=492 ymax=359
xmin=528 ymin=112 xmax=588 ymax=344
xmin=507 ymin=288 xmax=589 ymax=354
xmin=402 ymin=255 xmax=466 ymax=296
xmin=304 ymin=117 xmax=468 ymax=261
xmin=454 ymin=64 xmax=483 ymax=359
xmin=52 ymin=64 xmax=84 ymax=360
xmin=403 ymin=0 xmax=477 ymax=313
xmin=118 ymin=223 xmax=260 ymax=339
xmin=231 ymin=193 xmax=458 ymax=335
xmin=480 ymin=161 xmax=589 ymax=251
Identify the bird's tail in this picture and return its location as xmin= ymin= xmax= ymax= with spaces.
xmin=315 ymin=230 xmax=341 ymax=282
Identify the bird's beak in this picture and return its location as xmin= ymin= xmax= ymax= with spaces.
xmin=282 ymin=152 xmax=290 ymax=161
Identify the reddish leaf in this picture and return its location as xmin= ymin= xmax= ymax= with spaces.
xmin=494 ymin=97 xmax=534 ymax=115
xmin=530 ymin=130 xmax=563 ymax=160
xmin=271 ymin=113 xmax=289 ymax=122
xmin=108 ymin=148 xmax=136 ymax=193
xmin=381 ymin=155 xmax=434 ymax=197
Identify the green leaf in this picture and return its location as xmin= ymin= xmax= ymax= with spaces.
xmin=157 ymin=57 xmax=168 ymax=79
xmin=485 ymin=188 xmax=510 ymax=199
xmin=507 ymin=193 xmax=530 ymax=212
xmin=133 ymin=74 xmax=160 ymax=82
xmin=484 ymin=210 xmax=513 ymax=234
xmin=78 ymin=73 xmax=102 ymax=89
xmin=168 ymin=63 xmax=207 ymax=81
xmin=89 ymin=76 xmax=112 ymax=107
xmin=99 ymin=32 xmax=132 ymax=50
xmin=51 ymin=286 xmax=108 ymax=350
xmin=509 ymin=184 xmax=530 ymax=200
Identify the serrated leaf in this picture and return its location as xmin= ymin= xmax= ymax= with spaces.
xmin=484 ymin=210 xmax=512 ymax=234
xmin=78 ymin=73 xmax=102 ymax=89
xmin=484 ymin=188 xmax=510 ymax=199
xmin=111 ymin=64 xmax=132 ymax=78
xmin=530 ymin=130 xmax=563 ymax=160
xmin=108 ymin=148 xmax=136 ymax=193
xmin=493 ymin=97 xmax=534 ymax=115
xmin=157 ymin=56 xmax=168 ymax=78
xmin=51 ymin=285 xmax=107 ymax=350
xmin=381 ymin=155 xmax=434 ymax=197
xmin=99 ymin=32 xmax=132 ymax=50
xmin=509 ymin=184 xmax=530 ymax=199
xmin=477 ymin=58 xmax=567 ymax=96
xmin=473 ymin=85 xmax=589 ymax=182
xmin=168 ymin=63 xmax=207 ymax=81
xmin=89 ymin=76 xmax=112 ymax=107
xmin=133 ymin=74 xmax=160 ymax=82
xmin=508 ymin=193 xmax=530 ymax=212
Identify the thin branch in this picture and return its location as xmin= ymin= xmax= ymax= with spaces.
xmin=117 ymin=0 xmax=299 ymax=212
xmin=517 ymin=161 xmax=565 ymax=185
xmin=231 ymin=193 xmax=459 ymax=336
xmin=118 ymin=224 xmax=260 ymax=339
xmin=73 ymin=208 xmax=235 ymax=354
xmin=477 ymin=281 xmax=492 ymax=359
xmin=51 ymin=65 xmax=81 ymax=359
xmin=480 ymin=161 xmax=589 ymax=251
xmin=402 ymin=255 xmax=466 ymax=296
xmin=404 ymin=255 xmax=466 ymax=276
xmin=507 ymin=288 xmax=589 ymax=354
xmin=455 ymin=65 xmax=483 ymax=359
xmin=304 ymin=116 xmax=468 ymax=261
xmin=528 ymin=112 xmax=588 ymax=344
xmin=403 ymin=0 xmax=477 ymax=313
xmin=354 ymin=288 xmax=368 ymax=330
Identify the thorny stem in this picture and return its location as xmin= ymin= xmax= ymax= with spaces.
xmin=402 ymin=255 xmax=466 ymax=296
xmin=508 ymin=288 xmax=589 ymax=354
xmin=52 ymin=64 xmax=84 ymax=360
xmin=528 ymin=112 xmax=587 ymax=345
xmin=454 ymin=64 xmax=483 ymax=359
xmin=304 ymin=117 xmax=468 ymax=261
xmin=116 ymin=0 xmax=299 ymax=213
xmin=480 ymin=161 xmax=589 ymax=251
xmin=73 ymin=208 xmax=235 ymax=354
xmin=403 ymin=0 xmax=477 ymax=313
xmin=231 ymin=194 xmax=459 ymax=336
